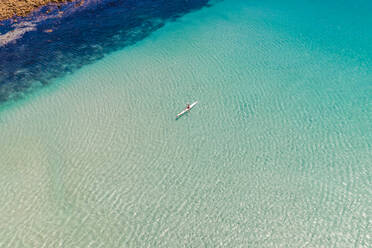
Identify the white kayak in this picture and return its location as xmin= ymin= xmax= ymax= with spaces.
xmin=176 ymin=101 xmax=198 ymax=119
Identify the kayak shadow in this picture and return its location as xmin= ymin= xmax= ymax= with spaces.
xmin=175 ymin=110 xmax=191 ymax=120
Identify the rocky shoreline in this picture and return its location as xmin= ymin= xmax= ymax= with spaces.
xmin=0 ymin=0 xmax=81 ymax=21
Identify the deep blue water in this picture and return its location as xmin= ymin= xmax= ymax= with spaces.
xmin=0 ymin=0 xmax=216 ymax=103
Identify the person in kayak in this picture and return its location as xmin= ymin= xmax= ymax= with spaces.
xmin=186 ymin=103 xmax=191 ymax=110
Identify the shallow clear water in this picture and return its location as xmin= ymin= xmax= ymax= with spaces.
xmin=0 ymin=0 xmax=371 ymax=247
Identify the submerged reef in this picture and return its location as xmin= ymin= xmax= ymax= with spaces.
xmin=0 ymin=0 xmax=214 ymax=104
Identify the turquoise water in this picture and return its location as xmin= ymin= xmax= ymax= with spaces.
xmin=0 ymin=0 xmax=371 ymax=247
